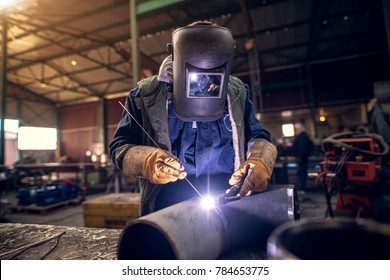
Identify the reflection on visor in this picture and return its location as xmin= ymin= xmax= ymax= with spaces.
xmin=187 ymin=73 xmax=223 ymax=98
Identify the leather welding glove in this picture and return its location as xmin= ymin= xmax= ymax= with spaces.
xmin=122 ymin=146 xmax=186 ymax=184
xmin=229 ymin=140 xmax=277 ymax=197
xmin=157 ymin=55 xmax=173 ymax=83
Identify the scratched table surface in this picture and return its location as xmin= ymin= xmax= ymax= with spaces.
xmin=0 ymin=223 xmax=267 ymax=260
xmin=0 ymin=223 xmax=121 ymax=260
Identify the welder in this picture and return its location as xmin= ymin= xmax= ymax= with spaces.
xmin=109 ymin=21 xmax=277 ymax=216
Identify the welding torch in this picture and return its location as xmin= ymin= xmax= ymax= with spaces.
xmin=217 ymin=168 xmax=252 ymax=205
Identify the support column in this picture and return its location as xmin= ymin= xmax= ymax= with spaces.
xmin=98 ymin=97 xmax=106 ymax=152
xmin=306 ymin=64 xmax=318 ymax=139
xmin=248 ymin=47 xmax=263 ymax=113
xmin=16 ymin=99 xmax=21 ymax=161
xmin=0 ymin=16 xmax=7 ymax=165
xmin=383 ymin=0 xmax=390 ymax=56
xmin=239 ymin=0 xmax=263 ymax=114
xmin=130 ymin=0 xmax=140 ymax=88
xmin=55 ymin=106 xmax=61 ymax=161
xmin=360 ymin=103 xmax=369 ymax=133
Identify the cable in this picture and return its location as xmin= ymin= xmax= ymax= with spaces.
xmin=313 ymin=170 xmax=330 ymax=191
xmin=317 ymin=132 xmax=388 ymax=219
xmin=322 ymin=132 xmax=389 ymax=157
xmin=40 ymin=232 xmax=64 ymax=260
xmin=118 ymin=101 xmax=204 ymax=199
xmin=0 ymin=231 xmax=66 ymax=259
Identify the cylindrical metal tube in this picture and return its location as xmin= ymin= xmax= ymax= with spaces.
xmin=117 ymin=185 xmax=297 ymax=259
xmin=267 ymin=218 xmax=390 ymax=260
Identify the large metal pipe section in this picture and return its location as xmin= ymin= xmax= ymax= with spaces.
xmin=267 ymin=218 xmax=390 ymax=260
xmin=117 ymin=185 xmax=298 ymax=259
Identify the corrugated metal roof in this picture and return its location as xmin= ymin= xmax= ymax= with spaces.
xmin=1 ymin=0 xmax=388 ymax=105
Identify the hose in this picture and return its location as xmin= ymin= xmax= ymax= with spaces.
xmin=322 ymin=132 xmax=389 ymax=157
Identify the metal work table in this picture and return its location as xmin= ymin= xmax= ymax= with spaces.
xmin=0 ymin=223 xmax=267 ymax=260
xmin=0 ymin=185 xmax=297 ymax=260
xmin=0 ymin=223 xmax=120 ymax=260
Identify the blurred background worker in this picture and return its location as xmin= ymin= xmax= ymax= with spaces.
xmin=292 ymin=123 xmax=313 ymax=194
xmin=109 ymin=21 xmax=277 ymax=216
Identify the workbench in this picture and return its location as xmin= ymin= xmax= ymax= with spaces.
xmin=3 ymin=162 xmax=108 ymax=199
xmin=0 ymin=223 xmax=267 ymax=260
xmin=0 ymin=223 xmax=120 ymax=260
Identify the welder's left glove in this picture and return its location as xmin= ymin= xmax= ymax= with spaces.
xmin=229 ymin=140 xmax=277 ymax=197
xmin=157 ymin=55 xmax=173 ymax=83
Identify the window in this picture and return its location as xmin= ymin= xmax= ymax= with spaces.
xmin=282 ymin=123 xmax=295 ymax=137
xmin=4 ymin=119 xmax=19 ymax=134
xmin=2 ymin=119 xmax=19 ymax=140
xmin=18 ymin=126 xmax=58 ymax=150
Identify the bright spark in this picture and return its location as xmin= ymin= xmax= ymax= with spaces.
xmin=201 ymin=196 xmax=217 ymax=210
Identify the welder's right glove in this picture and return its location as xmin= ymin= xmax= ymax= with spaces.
xmin=122 ymin=146 xmax=187 ymax=184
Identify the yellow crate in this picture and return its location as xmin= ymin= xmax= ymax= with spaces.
xmin=82 ymin=193 xmax=140 ymax=229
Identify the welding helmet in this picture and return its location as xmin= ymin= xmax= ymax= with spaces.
xmin=169 ymin=24 xmax=235 ymax=121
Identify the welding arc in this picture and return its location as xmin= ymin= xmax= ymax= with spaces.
xmin=118 ymin=101 xmax=203 ymax=199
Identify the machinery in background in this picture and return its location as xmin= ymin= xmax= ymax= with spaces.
xmin=316 ymin=132 xmax=389 ymax=221
xmin=16 ymin=180 xmax=81 ymax=207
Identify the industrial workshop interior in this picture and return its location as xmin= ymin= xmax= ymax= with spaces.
xmin=1 ymin=0 xmax=390 ymax=261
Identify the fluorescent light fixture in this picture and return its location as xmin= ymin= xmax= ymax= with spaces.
xmin=281 ymin=110 xmax=292 ymax=117
xmin=282 ymin=123 xmax=295 ymax=137
xmin=18 ymin=126 xmax=58 ymax=150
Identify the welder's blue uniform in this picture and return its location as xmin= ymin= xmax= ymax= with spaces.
xmin=110 ymin=76 xmax=272 ymax=215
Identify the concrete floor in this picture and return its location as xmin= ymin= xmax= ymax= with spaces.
xmin=1 ymin=190 xmax=101 ymax=227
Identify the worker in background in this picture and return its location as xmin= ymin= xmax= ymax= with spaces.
xmin=274 ymin=138 xmax=289 ymax=184
xmin=109 ymin=21 xmax=277 ymax=216
xmin=292 ymin=123 xmax=313 ymax=194
xmin=367 ymin=97 xmax=390 ymax=185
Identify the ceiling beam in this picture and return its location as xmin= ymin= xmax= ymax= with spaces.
xmin=248 ymin=30 xmax=377 ymax=58
xmin=7 ymin=17 xmax=109 ymax=57
xmin=234 ymin=4 xmax=382 ymax=40
xmin=8 ymin=21 xmax=158 ymax=73
xmin=8 ymin=24 xmax=129 ymax=77
xmin=251 ymin=51 xmax=387 ymax=74
xmin=12 ymin=0 xmax=129 ymax=41
xmin=7 ymin=0 xmax=301 ymax=74
xmin=8 ymin=81 xmax=55 ymax=105
xmin=45 ymin=62 xmax=101 ymax=96
xmin=136 ymin=0 xmax=189 ymax=15
xmin=9 ymin=0 xmax=192 ymax=48
xmin=19 ymin=61 xmax=128 ymax=87
xmin=306 ymin=0 xmax=332 ymax=61
xmin=8 ymin=72 xmax=97 ymax=97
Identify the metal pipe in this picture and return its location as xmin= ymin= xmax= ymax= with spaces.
xmin=267 ymin=218 xmax=390 ymax=260
xmin=117 ymin=185 xmax=298 ymax=260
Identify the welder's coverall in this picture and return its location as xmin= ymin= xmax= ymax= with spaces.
xmin=110 ymin=75 xmax=273 ymax=216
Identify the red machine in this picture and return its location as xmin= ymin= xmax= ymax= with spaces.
xmin=317 ymin=132 xmax=389 ymax=218
xmin=320 ymin=136 xmax=383 ymax=184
